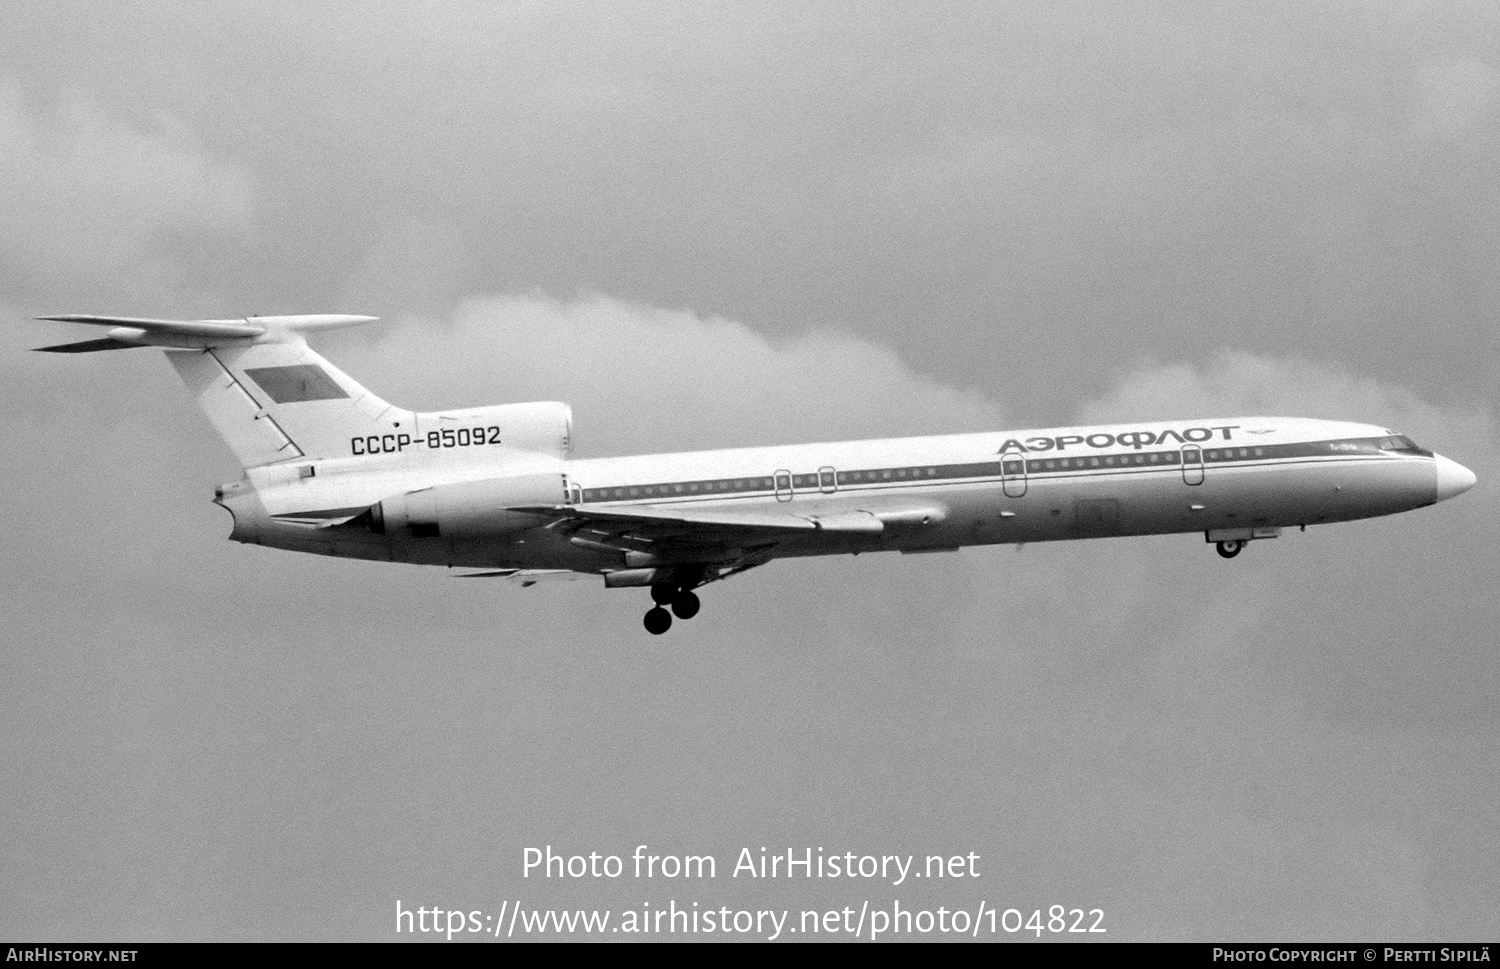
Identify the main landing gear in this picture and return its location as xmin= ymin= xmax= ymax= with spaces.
xmin=643 ymin=584 xmax=703 ymax=634
xmin=1215 ymin=540 xmax=1245 ymax=559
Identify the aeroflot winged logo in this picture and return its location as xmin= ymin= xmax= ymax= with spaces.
xmin=996 ymin=425 xmax=1242 ymax=453
xmin=31 ymin=311 xmax=1478 ymax=636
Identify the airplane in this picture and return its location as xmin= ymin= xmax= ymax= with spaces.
xmin=34 ymin=313 xmax=1478 ymax=634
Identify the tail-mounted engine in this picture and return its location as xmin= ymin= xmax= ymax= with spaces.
xmin=421 ymin=401 xmax=573 ymax=458
xmin=368 ymin=472 xmax=565 ymax=539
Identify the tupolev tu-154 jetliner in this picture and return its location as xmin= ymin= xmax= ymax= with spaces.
xmin=36 ymin=313 xmax=1478 ymax=634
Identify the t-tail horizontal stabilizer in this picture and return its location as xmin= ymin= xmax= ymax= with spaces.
xmin=34 ymin=336 xmax=147 ymax=353
xmin=32 ymin=314 xmax=379 ymax=352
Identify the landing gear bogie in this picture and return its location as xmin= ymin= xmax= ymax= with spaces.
xmin=642 ymin=584 xmax=704 ymax=633
xmin=643 ymin=606 xmax=673 ymax=635
xmin=670 ymin=590 xmax=700 ymax=620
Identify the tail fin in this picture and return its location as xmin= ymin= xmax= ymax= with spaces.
xmin=168 ymin=338 xmax=416 ymax=467
xmin=36 ymin=314 xmax=412 ymax=468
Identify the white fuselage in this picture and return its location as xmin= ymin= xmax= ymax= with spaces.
xmin=219 ymin=415 xmax=1453 ymax=575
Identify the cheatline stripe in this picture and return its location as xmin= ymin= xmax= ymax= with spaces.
xmin=579 ymin=437 xmax=1425 ymax=504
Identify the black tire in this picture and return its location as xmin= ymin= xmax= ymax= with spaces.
xmin=1216 ymin=540 xmax=1244 ymax=559
xmin=671 ymin=590 xmax=701 ymax=620
xmin=643 ymin=607 xmax=673 ymax=635
xmin=650 ymin=584 xmax=676 ymax=605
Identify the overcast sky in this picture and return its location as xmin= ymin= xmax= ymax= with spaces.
xmin=2 ymin=1 xmax=1496 ymax=941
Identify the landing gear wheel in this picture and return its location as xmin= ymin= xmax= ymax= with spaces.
xmin=670 ymin=590 xmax=700 ymax=620
xmin=644 ymin=606 xmax=673 ymax=635
xmin=650 ymin=584 xmax=676 ymax=605
xmin=1216 ymin=540 xmax=1245 ymax=559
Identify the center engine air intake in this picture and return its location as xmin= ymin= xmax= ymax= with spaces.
xmin=429 ymin=401 xmax=573 ymax=458
xmin=369 ymin=472 xmax=565 ymax=538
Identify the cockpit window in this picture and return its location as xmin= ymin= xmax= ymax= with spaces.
xmin=1378 ymin=435 xmax=1432 ymax=456
xmin=1327 ymin=436 xmax=1433 ymax=456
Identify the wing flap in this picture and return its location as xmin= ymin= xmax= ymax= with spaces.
xmin=456 ymin=569 xmax=582 ymax=587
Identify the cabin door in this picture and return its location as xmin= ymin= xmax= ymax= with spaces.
xmin=1181 ymin=445 xmax=1205 ymax=485
xmin=1001 ymin=454 xmax=1028 ymax=497
xmin=774 ymin=470 xmax=793 ymax=502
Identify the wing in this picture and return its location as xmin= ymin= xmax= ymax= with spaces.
xmin=511 ymin=501 xmax=946 ymax=577
xmin=513 ymin=502 xmax=944 ymax=534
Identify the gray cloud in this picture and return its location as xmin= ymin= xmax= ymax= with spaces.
xmin=336 ymin=294 xmax=1005 ymax=454
xmin=0 ymin=84 xmax=256 ymax=304
xmin=1416 ymin=59 xmax=1497 ymax=136
xmin=1079 ymin=351 xmax=1496 ymax=463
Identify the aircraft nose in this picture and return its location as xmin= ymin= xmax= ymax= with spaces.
xmin=1434 ymin=454 xmax=1478 ymax=502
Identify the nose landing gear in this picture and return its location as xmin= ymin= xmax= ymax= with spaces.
xmin=1215 ymin=539 xmax=1245 ymax=559
xmin=1208 ymin=526 xmax=1282 ymax=559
